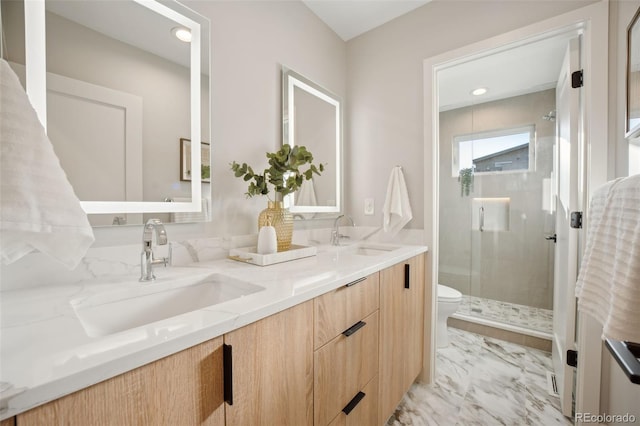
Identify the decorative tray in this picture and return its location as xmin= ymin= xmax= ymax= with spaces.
xmin=228 ymin=244 xmax=317 ymax=266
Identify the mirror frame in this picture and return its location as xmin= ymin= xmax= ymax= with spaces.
xmin=23 ymin=0 xmax=207 ymax=215
xmin=282 ymin=66 xmax=342 ymax=215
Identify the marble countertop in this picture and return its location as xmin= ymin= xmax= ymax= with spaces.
xmin=0 ymin=242 xmax=428 ymax=420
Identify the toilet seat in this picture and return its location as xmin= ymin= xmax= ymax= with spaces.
xmin=437 ymin=284 xmax=462 ymax=302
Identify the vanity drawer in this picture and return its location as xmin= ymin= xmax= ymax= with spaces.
xmin=314 ymin=310 xmax=379 ymax=426
xmin=327 ymin=375 xmax=378 ymax=426
xmin=314 ymin=272 xmax=379 ymax=350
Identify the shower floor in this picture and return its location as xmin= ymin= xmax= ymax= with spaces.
xmin=457 ymin=295 xmax=553 ymax=335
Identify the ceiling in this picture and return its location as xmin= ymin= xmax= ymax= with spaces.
xmin=302 ymin=0 xmax=431 ymax=41
xmin=438 ymin=32 xmax=576 ymax=111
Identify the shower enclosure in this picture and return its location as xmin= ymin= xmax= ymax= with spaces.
xmin=438 ymin=89 xmax=556 ymax=336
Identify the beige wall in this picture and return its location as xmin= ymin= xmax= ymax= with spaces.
xmin=184 ymin=0 xmax=347 ymax=238
xmin=438 ymin=90 xmax=556 ymax=309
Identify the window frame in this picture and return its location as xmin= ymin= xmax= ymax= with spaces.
xmin=451 ymin=124 xmax=536 ymax=177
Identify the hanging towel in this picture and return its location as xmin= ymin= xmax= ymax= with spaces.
xmin=382 ymin=166 xmax=412 ymax=235
xmin=296 ymin=178 xmax=317 ymax=220
xmin=575 ymin=174 xmax=640 ymax=342
xmin=170 ymin=197 xmax=211 ymax=223
xmin=0 ymin=59 xmax=94 ymax=269
xmin=297 ymin=178 xmax=317 ymax=207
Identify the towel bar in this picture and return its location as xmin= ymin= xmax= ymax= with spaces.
xmin=605 ymin=339 xmax=640 ymax=385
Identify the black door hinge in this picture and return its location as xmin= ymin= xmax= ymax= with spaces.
xmin=567 ymin=349 xmax=578 ymax=367
xmin=570 ymin=211 xmax=583 ymax=229
xmin=571 ymin=70 xmax=584 ymax=88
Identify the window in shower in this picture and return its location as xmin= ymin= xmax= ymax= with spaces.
xmin=452 ymin=125 xmax=535 ymax=176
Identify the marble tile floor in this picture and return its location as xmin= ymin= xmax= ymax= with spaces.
xmin=457 ymin=295 xmax=553 ymax=335
xmin=387 ymin=327 xmax=572 ymax=426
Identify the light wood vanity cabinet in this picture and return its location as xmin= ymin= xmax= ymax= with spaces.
xmin=1 ymin=417 xmax=16 ymax=426
xmin=224 ymin=300 xmax=314 ymax=426
xmin=313 ymin=273 xmax=380 ymax=426
xmin=14 ymin=254 xmax=427 ymax=426
xmin=378 ymin=253 xmax=426 ymax=424
xmin=17 ymin=336 xmax=225 ymax=426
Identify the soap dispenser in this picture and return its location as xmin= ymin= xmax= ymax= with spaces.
xmin=257 ymin=216 xmax=277 ymax=255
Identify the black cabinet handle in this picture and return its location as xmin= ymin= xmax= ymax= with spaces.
xmin=404 ymin=264 xmax=410 ymax=289
xmin=345 ymin=277 xmax=366 ymax=287
xmin=223 ymin=343 xmax=233 ymax=405
xmin=342 ymin=320 xmax=366 ymax=337
xmin=342 ymin=391 xmax=366 ymax=415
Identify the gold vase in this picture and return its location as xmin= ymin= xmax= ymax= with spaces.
xmin=258 ymin=201 xmax=293 ymax=252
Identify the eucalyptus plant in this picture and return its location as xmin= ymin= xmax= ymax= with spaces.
xmin=231 ymin=144 xmax=324 ymax=199
xmin=458 ymin=167 xmax=474 ymax=197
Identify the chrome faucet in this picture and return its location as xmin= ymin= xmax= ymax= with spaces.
xmin=140 ymin=218 xmax=169 ymax=282
xmin=331 ymin=214 xmax=355 ymax=246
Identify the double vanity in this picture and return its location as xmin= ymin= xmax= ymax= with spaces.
xmin=0 ymin=241 xmax=430 ymax=425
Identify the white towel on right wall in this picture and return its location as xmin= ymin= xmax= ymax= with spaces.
xmin=575 ymin=174 xmax=640 ymax=343
xmin=382 ymin=166 xmax=412 ymax=235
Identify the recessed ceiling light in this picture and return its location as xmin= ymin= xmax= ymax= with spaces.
xmin=471 ymin=87 xmax=488 ymax=96
xmin=172 ymin=27 xmax=192 ymax=43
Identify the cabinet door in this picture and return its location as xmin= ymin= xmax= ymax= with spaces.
xmin=1 ymin=417 xmax=15 ymax=426
xmin=378 ymin=254 xmax=425 ymax=424
xmin=224 ymin=300 xmax=314 ymax=426
xmin=404 ymin=253 xmax=426 ymax=385
xmin=17 ymin=337 xmax=225 ymax=426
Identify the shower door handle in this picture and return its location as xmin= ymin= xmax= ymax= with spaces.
xmin=479 ymin=207 xmax=484 ymax=232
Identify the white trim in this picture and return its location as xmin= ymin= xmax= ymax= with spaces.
xmin=24 ymin=0 xmax=47 ymax=129
xmin=424 ymin=4 xmax=609 ymax=411
xmin=46 ymin=72 xmax=143 ymax=206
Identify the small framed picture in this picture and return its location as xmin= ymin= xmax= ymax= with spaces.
xmin=626 ymin=7 xmax=640 ymax=138
xmin=180 ymin=138 xmax=211 ymax=182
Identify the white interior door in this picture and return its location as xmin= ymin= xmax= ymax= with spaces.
xmin=552 ymin=36 xmax=583 ymax=418
xmin=46 ymin=72 xmax=143 ymax=226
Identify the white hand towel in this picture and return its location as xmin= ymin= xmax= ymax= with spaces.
xmin=575 ymin=174 xmax=640 ymax=342
xmin=170 ymin=197 xmax=211 ymax=223
xmin=297 ymin=178 xmax=317 ymax=207
xmin=296 ymin=178 xmax=317 ymax=220
xmin=382 ymin=166 xmax=412 ymax=235
xmin=0 ymin=59 xmax=94 ymax=269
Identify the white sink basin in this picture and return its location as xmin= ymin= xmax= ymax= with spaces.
xmin=71 ymin=273 xmax=264 ymax=337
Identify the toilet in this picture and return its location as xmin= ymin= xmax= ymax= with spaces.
xmin=436 ymin=284 xmax=462 ymax=348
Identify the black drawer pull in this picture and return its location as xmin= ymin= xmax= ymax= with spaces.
xmin=342 ymin=320 xmax=366 ymax=337
xmin=345 ymin=277 xmax=366 ymax=287
xmin=223 ymin=343 xmax=233 ymax=405
xmin=404 ymin=264 xmax=410 ymax=289
xmin=342 ymin=391 xmax=366 ymax=415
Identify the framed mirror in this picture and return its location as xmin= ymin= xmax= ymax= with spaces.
xmin=282 ymin=66 xmax=342 ymax=217
xmin=15 ymin=0 xmax=210 ymax=226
